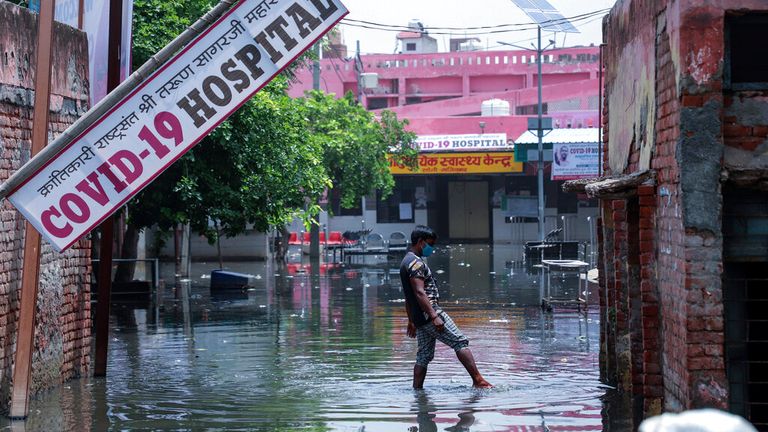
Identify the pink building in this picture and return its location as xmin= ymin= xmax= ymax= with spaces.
xmin=288 ymin=34 xmax=602 ymax=244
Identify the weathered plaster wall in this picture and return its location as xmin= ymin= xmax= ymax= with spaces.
xmin=0 ymin=2 xmax=91 ymax=410
xmin=604 ymin=0 xmax=672 ymax=175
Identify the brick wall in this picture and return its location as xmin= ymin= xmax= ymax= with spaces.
xmin=649 ymin=6 xmax=688 ymax=413
xmin=0 ymin=2 xmax=91 ymax=409
xmin=637 ymin=184 xmax=661 ymax=415
xmin=602 ymin=0 xmax=768 ymax=421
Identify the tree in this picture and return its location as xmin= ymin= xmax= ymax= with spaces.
xmin=127 ymin=80 xmax=330 ymax=240
xmin=117 ymin=0 xmax=418 ymax=278
xmin=296 ymin=91 xmax=418 ymax=210
xmin=119 ymin=0 xmax=328 ymax=277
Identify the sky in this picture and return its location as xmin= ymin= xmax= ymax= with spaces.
xmin=335 ymin=0 xmax=617 ymax=55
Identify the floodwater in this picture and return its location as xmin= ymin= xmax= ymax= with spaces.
xmin=13 ymin=245 xmax=623 ymax=431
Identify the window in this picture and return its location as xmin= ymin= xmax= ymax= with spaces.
xmin=406 ymin=42 xmax=417 ymax=51
xmin=726 ymin=14 xmax=768 ymax=89
xmin=366 ymin=98 xmax=389 ymax=110
xmin=376 ymin=179 xmax=415 ymax=223
xmin=515 ymin=103 xmax=549 ymax=115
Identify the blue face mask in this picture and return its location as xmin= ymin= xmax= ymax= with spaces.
xmin=422 ymin=242 xmax=434 ymax=257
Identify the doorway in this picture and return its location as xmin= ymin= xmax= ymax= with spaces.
xmin=723 ymin=186 xmax=768 ymax=429
xmin=448 ymin=181 xmax=489 ymax=241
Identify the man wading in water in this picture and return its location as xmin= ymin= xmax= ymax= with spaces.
xmin=400 ymin=225 xmax=493 ymax=389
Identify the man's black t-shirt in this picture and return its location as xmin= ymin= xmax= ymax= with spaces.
xmin=400 ymin=251 xmax=441 ymax=327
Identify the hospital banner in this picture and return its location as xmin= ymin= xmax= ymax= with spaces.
xmin=389 ymin=152 xmax=522 ymax=175
xmin=9 ymin=0 xmax=348 ymax=252
xmin=414 ymin=133 xmax=511 ymax=152
xmin=551 ymin=142 xmax=600 ymax=180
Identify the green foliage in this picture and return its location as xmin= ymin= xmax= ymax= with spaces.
xmin=297 ymin=91 xmax=418 ymax=209
xmin=128 ymin=80 xmax=329 ymax=243
xmin=127 ymin=0 xmax=417 ymax=244
xmin=132 ymin=0 xmax=211 ymax=69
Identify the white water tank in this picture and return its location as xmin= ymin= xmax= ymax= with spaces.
xmin=360 ymin=73 xmax=379 ymax=89
xmin=481 ymin=99 xmax=510 ymax=117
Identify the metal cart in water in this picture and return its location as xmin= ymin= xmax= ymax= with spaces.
xmin=540 ymin=259 xmax=590 ymax=313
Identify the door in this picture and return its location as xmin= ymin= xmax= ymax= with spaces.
xmin=448 ymin=181 xmax=489 ymax=240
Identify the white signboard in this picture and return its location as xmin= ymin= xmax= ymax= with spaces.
xmin=551 ymin=142 xmax=600 ymax=181
xmin=415 ymin=133 xmax=511 ymax=152
xmin=9 ymin=0 xmax=348 ymax=252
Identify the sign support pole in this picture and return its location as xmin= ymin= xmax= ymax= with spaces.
xmin=9 ymin=0 xmax=55 ymax=419
xmin=536 ymin=25 xmax=545 ymax=243
xmin=94 ymin=0 xmax=123 ymax=377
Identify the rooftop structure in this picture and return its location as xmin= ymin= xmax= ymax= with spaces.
xmin=287 ymin=26 xmax=602 ymax=243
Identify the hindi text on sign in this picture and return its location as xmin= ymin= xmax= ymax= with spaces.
xmin=8 ymin=0 xmax=348 ymax=252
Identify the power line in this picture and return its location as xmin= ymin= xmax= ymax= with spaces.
xmin=342 ymin=8 xmax=608 ymax=31
xmin=484 ymin=13 xmax=606 ymax=50
xmin=339 ymin=8 xmax=609 ymax=36
xmin=340 ymin=12 xmax=607 ymax=54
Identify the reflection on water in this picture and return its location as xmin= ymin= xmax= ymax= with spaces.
xmin=10 ymin=245 xmax=623 ymax=431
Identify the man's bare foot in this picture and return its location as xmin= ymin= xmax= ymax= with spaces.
xmin=473 ymin=379 xmax=493 ymax=388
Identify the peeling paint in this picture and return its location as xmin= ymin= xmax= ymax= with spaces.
xmin=607 ymin=39 xmax=657 ymax=174
xmin=686 ymin=47 xmax=715 ymax=85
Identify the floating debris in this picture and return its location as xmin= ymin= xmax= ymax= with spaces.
xmin=259 ymin=305 xmax=266 ymax=308
xmin=255 ymin=275 xmax=262 ymax=280
xmin=489 ymin=319 xmax=509 ymax=323
xmin=345 ymin=287 xmax=353 ymax=291
xmin=200 ymin=274 xmax=210 ymax=279
xmin=435 ymin=270 xmax=445 ymax=274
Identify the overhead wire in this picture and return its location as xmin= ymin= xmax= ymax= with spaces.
xmin=483 ymin=13 xmax=607 ymax=50
xmin=342 ymin=9 xmax=609 ymax=31
xmin=338 ymin=8 xmax=610 ymax=37
xmin=340 ymin=11 xmax=608 ymax=55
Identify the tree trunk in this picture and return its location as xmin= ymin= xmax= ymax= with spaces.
xmin=215 ymin=220 xmax=224 ymax=270
xmin=174 ymin=223 xmax=182 ymax=278
xmin=114 ymin=224 xmax=139 ymax=282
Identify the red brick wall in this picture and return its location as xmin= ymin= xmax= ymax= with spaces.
xmin=649 ymin=8 xmax=688 ymax=413
xmin=602 ymin=0 xmax=768 ymax=419
xmin=601 ymin=0 xmax=728 ymax=417
xmin=637 ymin=184 xmax=661 ymax=415
xmin=0 ymin=2 xmax=91 ymax=408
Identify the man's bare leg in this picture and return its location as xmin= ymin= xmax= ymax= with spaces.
xmin=456 ymin=348 xmax=493 ymax=388
xmin=413 ymin=364 xmax=428 ymax=389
